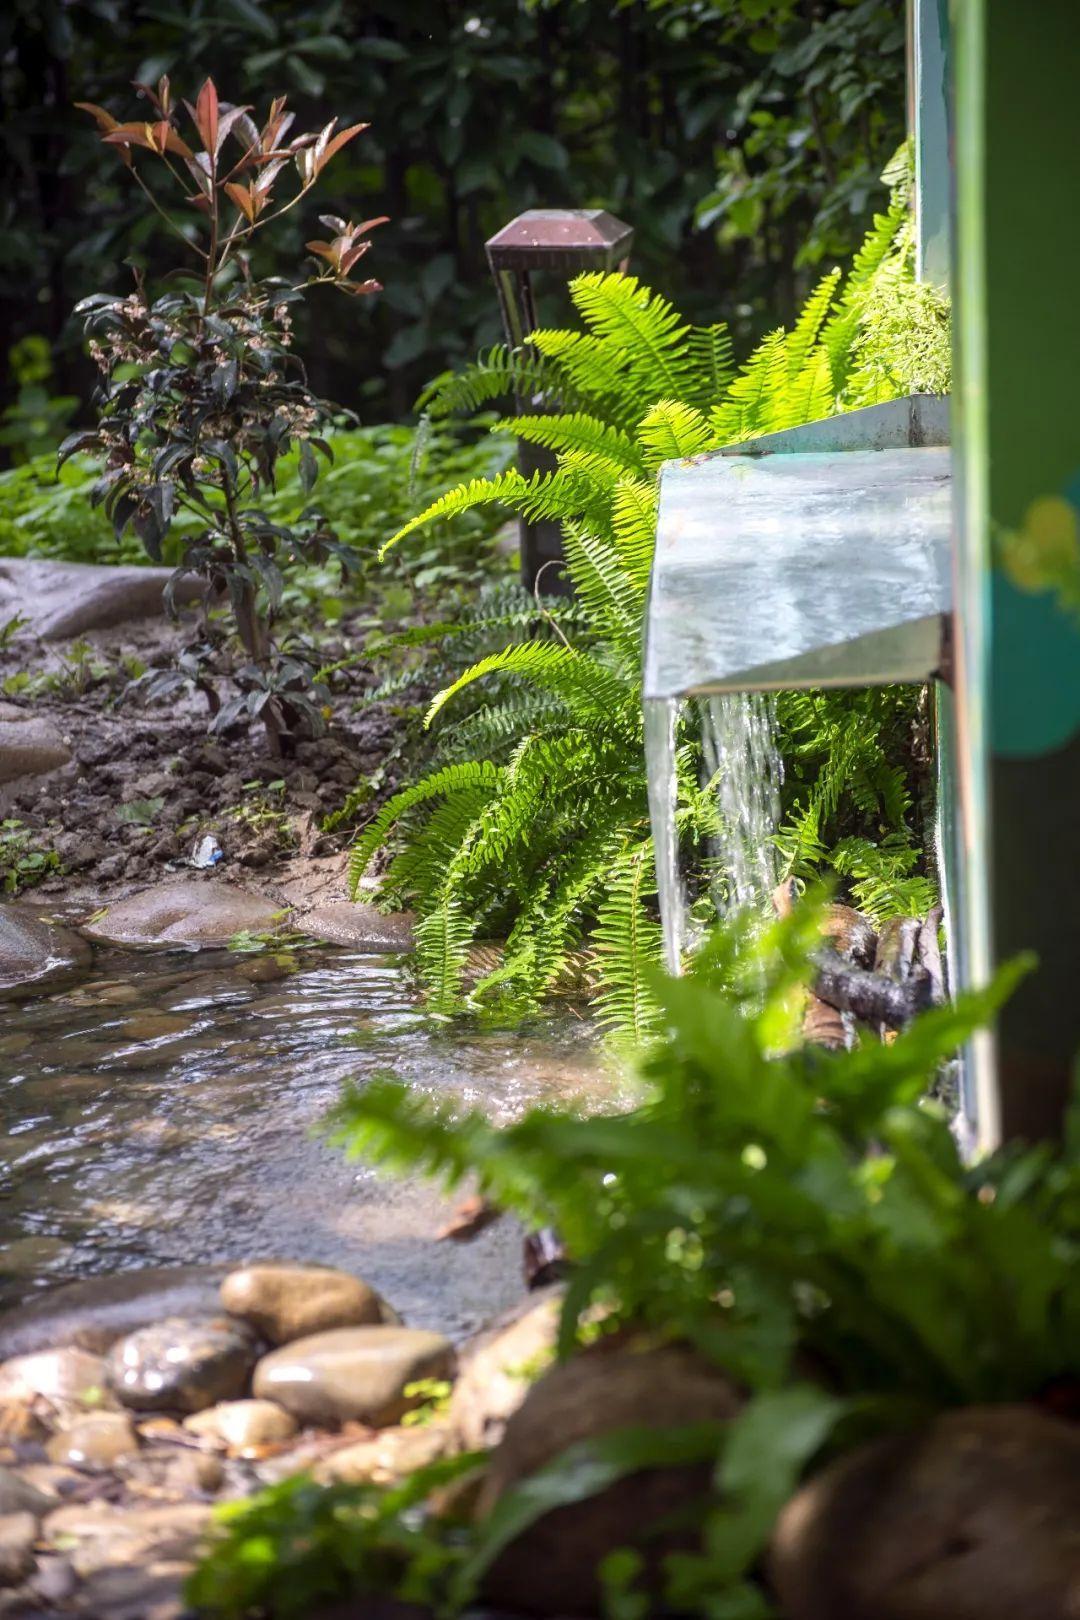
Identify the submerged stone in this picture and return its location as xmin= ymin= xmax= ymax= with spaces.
xmin=81 ymin=880 xmax=283 ymax=949
xmin=314 ymin=1421 xmax=451 ymax=1486
xmin=46 ymin=1412 xmax=137 ymax=1469
xmin=107 ymin=1316 xmax=256 ymax=1414
xmin=253 ymin=1326 xmax=454 ymax=1427
xmin=0 ymin=906 xmax=91 ymax=995
xmin=220 ymin=1262 xmax=386 ymax=1345
xmin=295 ymin=901 xmax=415 ymax=951
xmin=0 ymin=1266 xmax=231 ymax=1360
xmin=0 ymin=1346 xmax=108 ymax=1407
xmin=0 ymin=1466 xmax=55 ymax=1519
xmin=0 ymin=1510 xmax=37 ymax=1586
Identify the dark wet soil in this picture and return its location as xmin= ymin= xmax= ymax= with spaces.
xmin=0 ymin=610 xmax=412 ymax=901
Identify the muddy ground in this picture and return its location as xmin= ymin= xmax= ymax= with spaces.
xmin=0 ymin=606 xmax=414 ymax=910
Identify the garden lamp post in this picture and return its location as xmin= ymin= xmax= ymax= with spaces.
xmin=486 ymin=208 xmax=633 ymax=594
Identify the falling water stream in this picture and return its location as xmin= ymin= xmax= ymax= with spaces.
xmin=645 ymin=691 xmax=784 ymax=974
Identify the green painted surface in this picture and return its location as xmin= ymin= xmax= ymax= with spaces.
xmin=953 ymin=0 xmax=1080 ymax=1142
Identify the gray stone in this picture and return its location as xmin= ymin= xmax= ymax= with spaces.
xmin=0 ymin=1266 xmax=231 ymax=1360
xmin=220 ymin=1262 xmax=385 ymax=1346
xmin=296 ymin=902 xmax=415 ymax=951
xmin=253 ymin=1326 xmax=454 ymax=1427
xmin=0 ymin=1467 xmax=55 ymax=1520
xmin=0 ymin=557 xmax=203 ymax=641
xmin=0 ymin=907 xmax=91 ymax=994
xmin=45 ymin=1411 xmax=137 ymax=1469
xmin=81 ymin=880 xmax=283 ymax=949
xmin=183 ymin=1398 xmax=297 ymax=1451
xmin=0 ymin=706 xmax=72 ymax=784
xmin=0 ymin=1512 xmax=37 ymax=1586
xmin=107 ymin=1316 xmax=256 ymax=1414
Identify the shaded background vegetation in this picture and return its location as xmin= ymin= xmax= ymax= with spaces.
xmin=0 ymin=0 xmax=905 ymax=458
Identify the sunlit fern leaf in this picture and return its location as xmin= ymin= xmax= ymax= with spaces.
xmin=424 ymin=641 xmax=629 ymax=730
xmin=784 ymin=268 xmax=842 ymax=381
xmin=637 ymin=399 xmax=715 ymax=472
xmin=569 ymin=272 xmax=700 ymax=404
xmin=684 ymin=323 xmax=736 ymax=410
xmin=776 ymin=349 xmax=836 ymax=434
xmin=590 ymin=842 xmax=665 ymax=1045
xmin=560 ymin=520 xmax=643 ymax=661
xmin=708 ymin=329 xmax=788 ymax=445
xmin=347 ymin=760 xmax=501 ymax=896
xmin=434 ymin=690 xmax=566 ymax=764
xmin=416 ymin=346 xmax=578 ymax=420
xmin=413 ymin=893 xmax=475 ymax=1015
xmin=496 ymin=413 xmax=645 ymax=477
xmin=610 ymin=478 xmax=659 ymax=590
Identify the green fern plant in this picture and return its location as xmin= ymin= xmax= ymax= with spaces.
xmin=350 ymin=176 xmax=949 ymax=1029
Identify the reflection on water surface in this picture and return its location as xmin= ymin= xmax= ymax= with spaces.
xmin=0 ymin=947 xmax=609 ymax=1339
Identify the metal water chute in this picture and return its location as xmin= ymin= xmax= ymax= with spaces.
xmin=643 ymin=395 xmax=952 ymax=704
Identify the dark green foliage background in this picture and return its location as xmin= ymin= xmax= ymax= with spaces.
xmin=1 ymin=0 xmax=905 ymax=448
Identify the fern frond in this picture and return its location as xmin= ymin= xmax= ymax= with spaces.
xmin=610 ymin=478 xmax=660 ymax=590
xmin=413 ymin=895 xmax=475 ymax=1015
xmin=496 ymin=413 xmax=645 ymax=477
xmin=560 ymin=519 xmax=643 ymax=660
xmin=684 ymin=323 xmax=736 ymax=410
xmin=569 ymin=271 xmax=698 ymax=403
xmin=590 ymin=842 xmax=665 ymax=1044
xmin=709 ymin=329 xmax=788 ymax=445
xmin=425 ymin=641 xmax=629 ymax=730
xmin=417 ymin=346 xmax=576 ymax=419
xmin=347 ymin=760 xmax=501 ymax=895
xmin=784 ymin=267 xmax=842 ymax=379
xmin=637 ymin=399 xmax=715 ymax=471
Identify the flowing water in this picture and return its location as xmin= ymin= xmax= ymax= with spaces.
xmin=699 ymin=692 xmax=783 ymax=919
xmin=645 ymin=692 xmax=784 ymax=973
xmin=0 ymin=946 xmax=609 ymax=1340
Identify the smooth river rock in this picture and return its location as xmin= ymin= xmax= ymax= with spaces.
xmin=769 ymin=1405 xmax=1080 ymax=1620
xmin=0 ymin=557 xmax=203 ymax=641
xmin=0 ymin=1511 xmax=37 ymax=1586
xmin=46 ymin=1411 xmax=137 ymax=1469
xmin=0 ymin=1466 xmax=55 ymax=1519
xmin=478 ymin=1341 xmax=743 ymax=1617
xmin=253 ymin=1326 xmax=454 ymax=1427
xmin=81 ymin=879 xmax=283 ymax=949
xmin=0 ymin=1346 xmax=107 ymax=1408
xmin=296 ymin=902 xmax=415 ymax=951
xmin=0 ymin=906 xmax=91 ymax=994
xmin=448 ymin=1289 xmax=561 ymax=1453
xmin=220 ymin=1262 xmax=385 ymax=1345
xmin=314 ymin=1421 xmax=451 ymax=1487
xmin=0 ymin=705 xmax=72 ymax=784
xmin=107 ymin=1316 xmax=256 ymax=1414
xmin=183 ymin=1398 xmax=297 ymax=1451
xmin=0 ymin=1266 xmax=231 ymax=1359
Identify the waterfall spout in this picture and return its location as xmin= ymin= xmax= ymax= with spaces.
xmin=644 ymin=696 xmax=686 ymax=975
xmin=700 ymin=692 xmax=783 ymax=921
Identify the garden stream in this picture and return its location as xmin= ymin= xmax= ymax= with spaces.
xmin=0 ymin=945 xmax=608 ymax=1340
